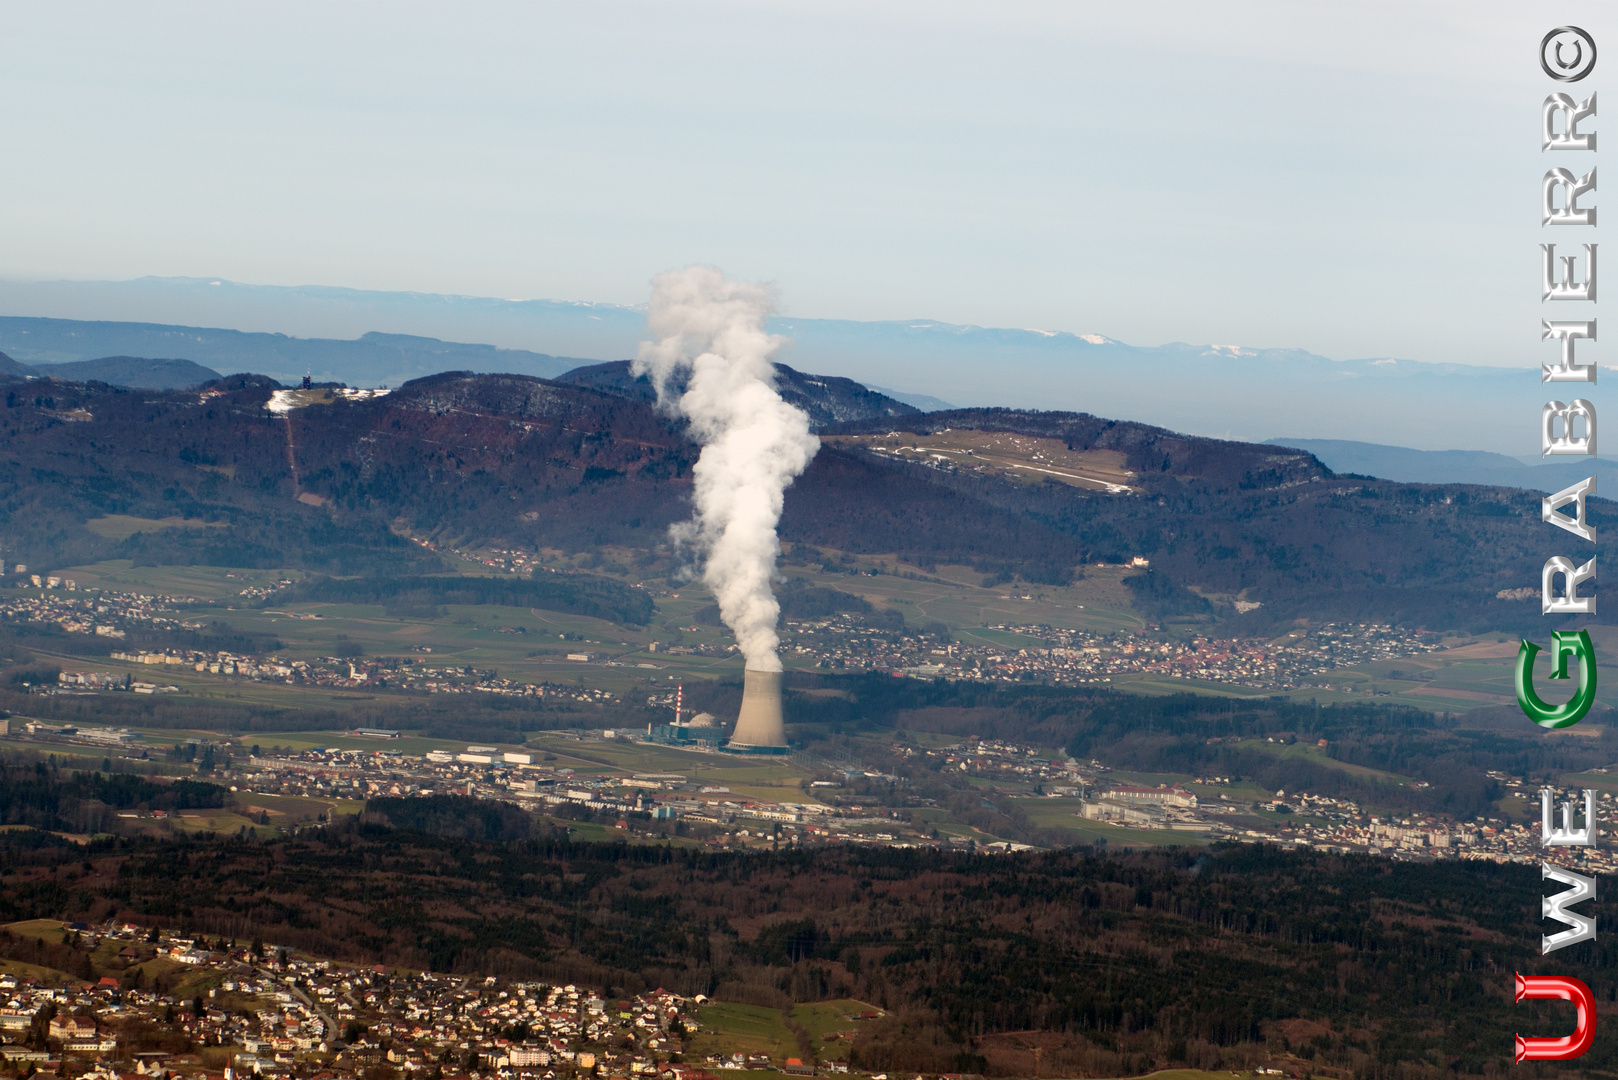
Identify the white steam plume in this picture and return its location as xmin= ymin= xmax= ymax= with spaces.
xmin=632 ymin=266 xmax=819 ymax=673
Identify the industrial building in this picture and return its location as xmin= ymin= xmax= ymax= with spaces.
xmin=723 ymin=668 xmax=792 ymax=755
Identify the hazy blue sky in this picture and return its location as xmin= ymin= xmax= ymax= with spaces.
xmin=0 ymin=1 xmax=1607 ymax=366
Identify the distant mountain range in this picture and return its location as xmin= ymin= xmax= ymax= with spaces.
xmin=0 ymin=350 xmax=223 ymax=390
xmin=0 ymin=276 xmax=1540 ymax=454
xmin=3 ymin=334 xmax=921 ymax=430
xmin=11 ymin=326 xmax=1594 ymax=494
xmin=38 ymin=355 xmax=222 ymax=390
xmin=1267 ymin=438 xmax=1618 ymax=494
xmin=0 ymin=317 xmax=581 ymax=388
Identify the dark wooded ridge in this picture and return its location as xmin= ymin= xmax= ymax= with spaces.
xmin=1 ymin=371 xmax=1600 ymax=633
xmin=0 ymin=795 xmax=1602 ymax=1080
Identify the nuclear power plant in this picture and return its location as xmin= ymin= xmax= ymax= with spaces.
xmin=725 ymin=667 xmax=790 ymax=754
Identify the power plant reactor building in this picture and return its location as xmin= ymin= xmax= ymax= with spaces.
xmin=725 ymin=668 xmax=790 ymax=755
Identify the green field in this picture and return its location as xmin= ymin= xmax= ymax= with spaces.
xmin=1105 ymin=769 xmax=1194 ymax=788
xmin=60 ymin=550 xmax=1164 ymax=689
xmin=1495 ymin=792 xmax=1540 ymax=822
xmin=81 ymin=517 xmax=230 ymax=543
xmin=59 ymin=558 xmax=746 ymax=689
xmin=688 ymin=999 xmax=880 ymax=1063
xmin=5 ymin=919 xmax=70 ymax=944
xmin=1185 ymin=780 xmax=1272 ymax=802
xmin=0 ymin=734 xmax=192 ymax=774
xmin=543 ymin=818 xmax=622 ymax=843
xmin=231 ymin=790 xmax=362 ymax=821
xmin=1227 ymin=738 xmax=1412 ymax=786
xmin=522 ymin=734 xmax=823 ymax=802
xmin=1110 ymin=674 xmax=1278 ymax=700
xmin=51 ymin=559 xmax=306 ymax=600
xmin=1102 ymin=632 xmax=1596 ymax=714
xmin=910 ymin=807 xmax=1018 ymax=846
xmin=1014 ymin=798 xmax=1212 ymax=847
xmin=787 ymin=999 xmax=877 ymax=1059
xmin=0 ymin=957 xmax=78 ymax=983
xmin=52 ymin=555 xmax=1562 ymax=721
xmin=1559 ymin=770 xmax=1618 ymax=793
xmin=689 ymin=1002 xmax=798 ymax=1061
xmin=780 ymin=555 xmax=1148 ymax=638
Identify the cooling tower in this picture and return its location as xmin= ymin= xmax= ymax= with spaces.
xmin=728 ymin=667 xmax=787 ymax=750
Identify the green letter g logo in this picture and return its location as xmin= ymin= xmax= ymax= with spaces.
xmin=1517 ymin=630 xmax=1598 ymax=729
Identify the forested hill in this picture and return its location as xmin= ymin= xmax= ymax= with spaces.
xmin=0 ymin=348 xmax=223 ymax=390
xmin=0 ymin=317 xmax=585 ymax=387
xmin=554 ymin=358 xmax=919 ymax=430
xmin=804 ymin=408 xmax=1601 ymax=634
xmin=25 ymin=355 xmax=222 ymax=390
xmin=0 ymin=819 xmax=1609 ymax=1080
xmin=825 ymin=406 xmax=1329 ymax=489
xmin=1 ymin=371 xmax=1597 ymax=633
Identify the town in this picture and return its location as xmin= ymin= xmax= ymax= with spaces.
xmin=0 ymin=581 xmax=202 ymax=644
xmin=8 ymin=575 xmax=1445 ymax=697
xmin=0 ymin=577 xmax=1584 ymax=869
xmin=3 ymin=716 xmax=1595 ymax=870
xmin=0 ymin=919 xmax=815 ymax=1080
xmin=785 ymin=617 xmax=1444 ymax=691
